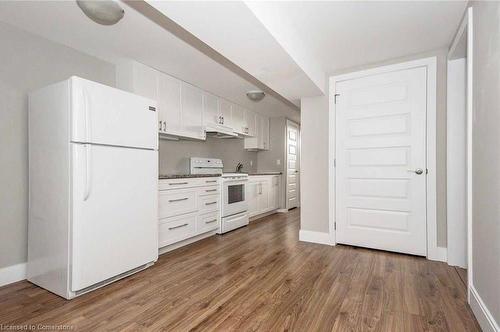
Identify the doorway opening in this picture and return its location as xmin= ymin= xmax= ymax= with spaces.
xmin=446 ymin=7 xmax=473 ymax=296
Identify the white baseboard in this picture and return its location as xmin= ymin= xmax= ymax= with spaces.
xmin=427 ymin=246 xmax=447 ymax=262
xmin=277 ymin=209 xmax=288 ymax=213
xmin=299 ymin=230 xmax=332 ymax=246
xmin=0 ymin=262 xmax=27 ymax=287
xmin=158 ymin=231 xmax=216 ymax=255
xmin=469 ymin=285 xmax=499 ymax=332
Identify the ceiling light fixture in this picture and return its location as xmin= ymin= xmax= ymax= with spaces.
xmin=246 ymin=90 xmax=266 ymax=102
xmin=76 ymin=0 xmax=125 ymax=26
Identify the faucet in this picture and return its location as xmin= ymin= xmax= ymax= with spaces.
xmin=236 ymin=162 xmax=243 ymax=173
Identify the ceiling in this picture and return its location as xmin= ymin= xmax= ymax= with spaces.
xmin=244 ymin=1 xmax=468 ymax=75
xmin=0 ymin=1 xmax=300 ymax=122
xmin=0 ymin=1 xmax=467 ymax=118
xmin=148 ymin=1 xmax=325 ymax=106
xmin=146 ymin=0 xmax=467 ymax=103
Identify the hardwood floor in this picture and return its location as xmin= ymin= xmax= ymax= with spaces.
xmin=0 ymin=209 xmax=480 ymax=331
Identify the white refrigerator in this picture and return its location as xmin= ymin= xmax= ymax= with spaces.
xmin=28 ymin=76 xmax=158 ymax=299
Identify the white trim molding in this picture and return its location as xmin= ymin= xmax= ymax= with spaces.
xmin=0 ymin=262 xmax=27 ymax=287
xmin=329 ymin=57 xmax=439 ymax=260
xmin=469 ymin=285 xmax=499 ymax=332
xmin=299 ymin=230 xmax=333 ymax=246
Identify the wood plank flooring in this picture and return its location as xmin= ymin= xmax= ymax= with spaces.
xmin=0 ymin=209 xmax=480 ymax=331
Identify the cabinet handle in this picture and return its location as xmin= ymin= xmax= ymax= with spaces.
xmin=159 ymin=121 xmax=162 ymax=131
xmin=169 ymin=197 xmax=189 ymax=203
xmin=205 ymin=201 xmax=217 ymax=205
xmin=163 ymin=121 xmax=166 ymax=131
xmin=205 ymin=219 xmax=217 ymax=224
xmin=168 ymin=223 xmax=188 ymax=230
xmin=169 ymin=182 xmax=188 ymax=185
xmin=205 ymin=180 xmax=217 ymax=183
xmin=205 ymin=189 xmax=217 ymax=192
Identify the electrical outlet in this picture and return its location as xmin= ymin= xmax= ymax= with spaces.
xmin=276 ymin=159 xmax=281 ymax=165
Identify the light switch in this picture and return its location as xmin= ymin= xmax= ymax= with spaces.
xmin=250 ymin=160 xmax=253 ymax=167
xmin=276 ymin=159 xmax=281 ymax=165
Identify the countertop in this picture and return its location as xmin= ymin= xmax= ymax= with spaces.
xmin=248 ymin=172 xmax=283 ymax=176
xmin=159 ymin=174 xmax=221 ymax=179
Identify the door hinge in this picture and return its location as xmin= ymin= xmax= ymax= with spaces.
xmin=334 ymin=158 xmax=336 ymax=167
xmin=334 ymin=222 xmax=337 ymax=230
xmin=426 ymin=168 xmax=429 ymax=174
xmin=334 ymin=93 xmax=340 ymax=104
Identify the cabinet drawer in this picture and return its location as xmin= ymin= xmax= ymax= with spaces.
xmin=159 ymin=177 xmax=220 ymax=190
xmin=159 ymin=190 xmax=197 ymax=218
xmin=198 ymin=186 xmax=220 ymax=196
xmin=198 ymin=194 xmax=219 ymax=213
xmin=197 ymin=211 xmax=219 ymax=234
xmin=158 ymin=214 xmax=196 ymax=248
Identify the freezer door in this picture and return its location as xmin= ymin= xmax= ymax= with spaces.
xmin=70 ymin=76 xmax=157 ymax=150
xmin=71 ymin=143 xmax=158 ymax=292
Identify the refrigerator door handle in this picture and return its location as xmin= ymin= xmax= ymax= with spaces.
xmin=84 ymin=144 xmax=92 ymax=201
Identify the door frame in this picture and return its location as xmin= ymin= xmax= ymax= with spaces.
xmin=447 ymin=7 xmax=473 ymax=300
xmin=328 ymin=57 xmax=442 ymax=261
xmin=285 ymin=119 xmax=300 ymax=209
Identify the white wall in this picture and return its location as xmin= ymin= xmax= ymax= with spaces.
xmin=0 ymin=22 xmax=115 ymax=269
xmin=300 ymin=95 xmax=330 ymax=233
xmin=446 ymin=58 xmax=467 ymax=268
xmin=299 ymin=49 xmax=449 ymax=248
xmin=469 ymin=1 xmax=500 ymax=327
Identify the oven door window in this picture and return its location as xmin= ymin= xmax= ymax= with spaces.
xmin=228 ymin=184 xmax=244 ymax=204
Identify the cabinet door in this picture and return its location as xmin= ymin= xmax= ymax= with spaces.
xmin=270 ymin=176 xmax=280 ymax=210
xmin=219 ymin=99 xmax=233 ymax=129
xmin=203 ymin=92 xmax=220 ymax=127
xmin=258 ymin=180 xmax=270 ymax=213
xmin=245 ymin=110 xmax=257 ymax=137
xmin=261 ymin=116 xmax=270 ymax=150
xmin=231 ymin=104 xmax=246 ymax=134
xmin=181 ymin=82 xmax=204 ymax=139
xmin=131 ymin=62 xmax=158 ymax=101
xmin=116 ymin=61 xmax=161 ymax=132
xmin=246 ymin=181 xmax=259 ymax=217
xmin=158 ymin=73 xmax=181 ymax=134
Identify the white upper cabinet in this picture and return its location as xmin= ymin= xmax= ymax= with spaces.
xmin=231 ymin=104 xmax=246 ymax=135
xmin=203 ymin=92 xmax=220 ymax=127
xmin=244 ymin=113 xmax=269 ymax=150
xmin=219 ymin=99 xmax=232 ymax=128
xmin=158 ymin=73 xmax=181 ymax=134
xmin=116 ymin=61 xmax=162 ymax=131
xmin=261 ymin=114 xmax=270 ymax=150
xmin=180 ymin=82 xmax=205 ymax=140
xmin=245 ymin=110 xmax=257 ymax=137
xmin=116 ymin=60 xmax=205 ymax=140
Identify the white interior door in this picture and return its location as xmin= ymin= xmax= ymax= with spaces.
xmin=336 ymin=66 xmax=427 ymax=256
xmin=71 ymin=144 xmax=158 ymax=291
xmin=286 ymin=120 xmax=300 ymax=209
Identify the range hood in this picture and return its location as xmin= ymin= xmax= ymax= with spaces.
xmin=205 ymin=124 xmax=238 ymax=138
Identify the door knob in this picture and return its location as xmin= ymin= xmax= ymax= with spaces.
xmin=408 ymin=168 xmax=424 ymax=175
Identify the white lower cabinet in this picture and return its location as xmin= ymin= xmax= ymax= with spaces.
xmin=158 ymin=177 xmax=220 ymax=248
xmin=270 ymin=175 xmax=280 ymax=210
xmin=158 ymin=213 xmax=197 ymax=248
xmin=197 ymin=211 xmax=219 ymax=234
xmin=247 ymin=175 xmax=281 ymax=218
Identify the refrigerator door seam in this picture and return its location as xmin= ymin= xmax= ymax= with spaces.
xmin=70 ymin=141 xmax=156 ymax=151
